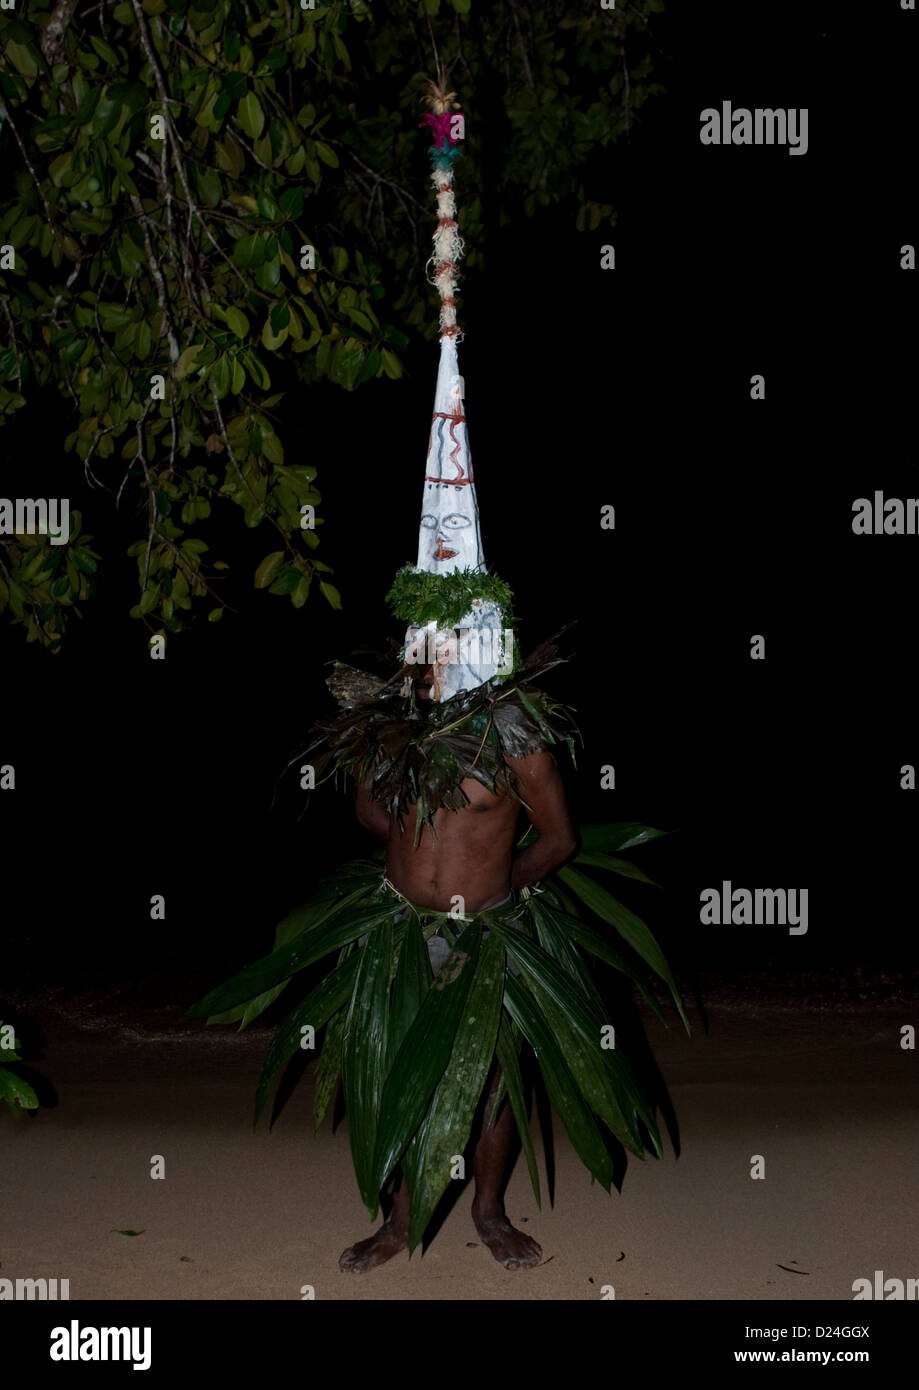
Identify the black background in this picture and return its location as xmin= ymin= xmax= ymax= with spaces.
xmin=2 ymin=0 xmax=915 ymax=1002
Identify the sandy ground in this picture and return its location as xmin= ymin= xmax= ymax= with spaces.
xmin=3 ymin=977 xmax=917 ymax=1301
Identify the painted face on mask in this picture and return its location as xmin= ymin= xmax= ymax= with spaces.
xmin=419 ymin=495 xmax=480 ymax=568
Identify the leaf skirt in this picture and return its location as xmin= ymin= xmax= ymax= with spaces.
xmin=188 ymin=856 xmax=683 ymax=1251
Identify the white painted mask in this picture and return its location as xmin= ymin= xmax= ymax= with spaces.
xmin=402 ymin=336 xmax=508 ymax=701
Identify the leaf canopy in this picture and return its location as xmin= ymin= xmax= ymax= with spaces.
xmin=0 ymin=0 xmax=664 ymax=649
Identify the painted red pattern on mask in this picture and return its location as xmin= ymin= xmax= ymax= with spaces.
xmin=425 ymin=407 xmax=472 ymax=485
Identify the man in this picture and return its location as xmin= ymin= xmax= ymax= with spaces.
xmin=189 ymin=95 xmax=681 ymax=1281
xmin=339 ymin=663 xmax=577 ymax=1273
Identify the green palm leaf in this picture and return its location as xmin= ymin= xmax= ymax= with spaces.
xmin=537 ymin=887 xmax=669 ymax=1025
xmin=494 ymin=1013 xmax=541 ymax=1209
xmin=341 ymin=916 xmax=393 ymax=1214
xmin=207 ymin=893 xmax=340 ymax=1027
xmin=206 ymin=983 xmax=288 ymax=1029
xmin=253 ymin=950 xmax=362 ymax=1124
xmin=207 ymin=983 xmax=300 ymax=1032
xmin=578 ymin=823 xmax=670 ymax=853
xmin=503 ymin=971 xmax=613 ymax=1190
xmin=371 ymin=920 xmax=482 ymax=1199
xmin=202 ymin=862 xmax=382 ymax=1026
xmin=186 ymin=888 xmax=391 ymax=1019
xmin=494 ymin=924 xmax=647 ymax=1155
xmin=528 ymin=897 xmax=665 ymax=1130
xmin=487 ymin=1014 xmax=523 ymax=1127
xmin=388 ymin=913 xmax=431 ymax=1063
xmin=486 ymin=1069 xmax=508 ymax=1125
xmin=541 ymin=877 xmax=585 ymax=919
xmin=529 ymin=897 xmax=608 ymax=1015
xmin=573 ymin=849 xmax=658 ymax=886
xmin=402 ymin=929 xmax=506 ymax=1251
xmin=313 ymin=1006 xmax=347 ymax=1131
xmin=558 ymin=866 xmax=688 ymax=1031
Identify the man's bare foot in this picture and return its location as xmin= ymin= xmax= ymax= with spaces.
xmin=339 ymin=1217 xmax=408 ymax=1272
xmin=472 ymin=1203 xmax=542 ymax=1270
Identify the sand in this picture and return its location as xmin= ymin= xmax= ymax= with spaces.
xmin=3 ymin=978 xmax=917 ymax=1301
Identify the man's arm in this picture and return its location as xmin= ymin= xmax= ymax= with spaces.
xmin=354 ymin=780 xmax=391 ymax=842
xmin=506 ymin=749 xmax=577 ymax=889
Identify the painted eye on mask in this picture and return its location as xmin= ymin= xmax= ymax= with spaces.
xmin=441 ymin=514 xmax=471 ymax=530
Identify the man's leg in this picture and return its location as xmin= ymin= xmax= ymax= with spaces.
xmin=339 ymin=1170 xmax=411 ymax=1272
xmin=471 ymin=1063 xmax=542 ymax=1269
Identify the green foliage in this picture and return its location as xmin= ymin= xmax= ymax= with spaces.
xmin=0 ymin=509 xmax=99 ymax=651
xmin=188 ymin=822 xmax=683 ymax=1247
xmin=385 ymin=563 xmax=513 ymax=629
xmin=0 ymin=0 xmax=665 ymax=647
xmin=0 ymin=1021 xmax=39 ymax=1116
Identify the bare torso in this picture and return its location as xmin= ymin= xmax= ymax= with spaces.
xmin=355 ymin=747 xmax=577 ymax=918
xmin=386 ymin=777 xmax=521 ymax=913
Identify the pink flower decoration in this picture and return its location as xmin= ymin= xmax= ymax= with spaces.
xmin=419 ymin=112 xmax=463 ymax=146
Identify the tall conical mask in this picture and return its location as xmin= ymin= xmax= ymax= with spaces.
xmin=396 ymin=91 xmax=511 ymax=702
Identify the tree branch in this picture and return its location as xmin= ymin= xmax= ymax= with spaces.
xmin=508 ymin=0 xmax=535 ymax=88
xmin=0 ymin=100 xmax=57 ymax=230
xmin=129 ymin=193 xmax=180 ymax=364
xmin=129 ymin=2 xmax=264 ymax=302
xmin=0 ymin=296 xmax=22 ymax=391
xmin=40 ymin=0 xmax=80 ymax=66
